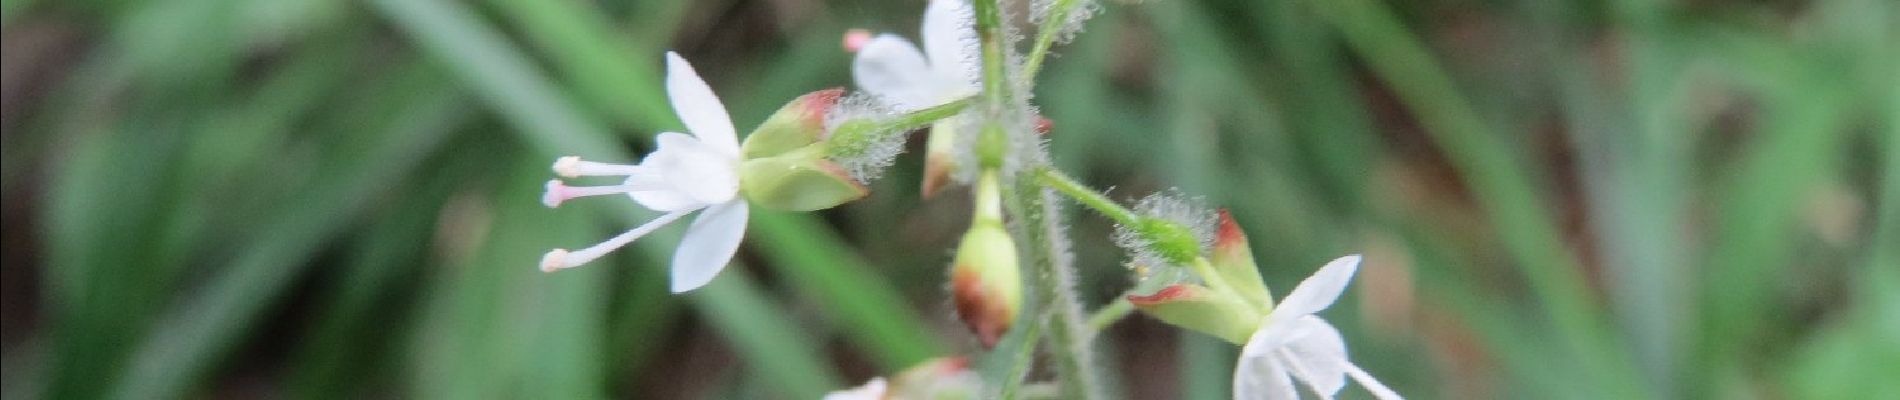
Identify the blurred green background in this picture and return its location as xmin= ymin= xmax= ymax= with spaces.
xmin=1 ymin=0 xmax=1895 ymax=398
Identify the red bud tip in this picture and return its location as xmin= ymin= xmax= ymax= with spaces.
xmin=952 ymin=267 xmax=1012 ymax=348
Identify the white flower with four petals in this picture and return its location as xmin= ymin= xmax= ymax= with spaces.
xmin=1235 ymin=255 xmax=1403 ymax=400
xmin=540 ymin=51 xmax=748 ymax=293
xmin=851 ymin=0 xmax=979 ymax=111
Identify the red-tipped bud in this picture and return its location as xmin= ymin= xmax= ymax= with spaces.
xmin=920 ymin=120 xmax=961 ymax=198
xmin=951 ymin=223 xmax=1022 ymax=347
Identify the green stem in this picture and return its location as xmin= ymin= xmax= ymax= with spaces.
xmin=971 ymin=0 xmax=1009 ymax=110
xmin=1086 ymin=298 xmax=1133 ymax=333
xmin=1036 ymin=167 xmax=1138 ymax=226
xmin=884 ymin=96 xmax=974 ymax=131
xmin=1021 ymin=0 xmax=1081 ymax=83
xmin=823 ymin=97 xmax=973 ymax=160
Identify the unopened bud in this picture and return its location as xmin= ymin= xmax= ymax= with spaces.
xmin=739 ymin=146 xmax=868 ymax=211
xmin=951 ymin=222 xmax=1021 ymax=348
xmin=951 ymin=173 xmax=1021 ymax=348
xmin=920 ymin=120 xmax=961 ymax=198
xmin=742 ymin=88 xmax=844 ymax=159
xmin=1127 ymin=284 xmax=1262 ymax=344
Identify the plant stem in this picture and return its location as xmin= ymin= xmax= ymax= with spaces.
xmin=1086 ymin=298 xmax=1133 ymax=333
xmin=1021 ymin=0 xmax=1081 ymax=83
xmin=883 ymin=96 xmax=974 ymax=131
xmin=1036 ymin=167 xmax=1138 ymax=226
xmin=971 ymin=0 xmax=1101 ymax=397
xmin=971 ymin=0 xmax=1009 ymax=110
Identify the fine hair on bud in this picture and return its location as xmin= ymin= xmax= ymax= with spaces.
xmin=1112 ymin=189 xmax=1217 ymax=273
xmin=823 ymin=92 xmax=908 ymax=182
xmin=1030 ymin=0 xmax=1101 ymax=45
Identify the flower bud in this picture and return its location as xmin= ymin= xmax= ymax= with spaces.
xmin=951 ymin=222 xmax=1022 ymax=348
xmin=741 ymin=88 xmax=844 ymax=160
xmin=920 ymin=120 xmax=960 ymax=198
xmin=1127 ymin=284 xmax=1262 ymax=344
xmin=950 ymin=172 xmax=1021 ymax=348
xmin=739 ymin=146 xmax=868 ymax=211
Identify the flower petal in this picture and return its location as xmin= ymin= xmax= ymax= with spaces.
xmin=1282 ymin=316 xmax=1349 ymax=397
xmin=1235 ymin=338 xmax=1300 ymax=400
xmin=669 ymin=200 xmax=749 ymax=293
xmin=852 ymin=35 xmax=938 ymax=110
xmin=921 ymin=0 xmax=976 ymax=83
xmin=1272 ymin=255 xmax=1361 ymax=318
xmin=665 ymin=52 xmax=739 ymax=155
xmin=651 ymin=132 xmax=739 ymax=204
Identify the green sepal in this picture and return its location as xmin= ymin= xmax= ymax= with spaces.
xmin=738 ymin=145 xmax=867 ymax=211
xmin=1211 ymin=209 xmax=1273 ymax=307
xmin=1127 ymin=284 xmax=1263 ymax=344
xmin=741 ymin=88 xmax=842 ymax=159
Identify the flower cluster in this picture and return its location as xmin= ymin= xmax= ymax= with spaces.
xmin=532 ymin=0 xmax=1408 ymax=399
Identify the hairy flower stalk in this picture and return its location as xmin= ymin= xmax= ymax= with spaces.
xmin=963 ymin=0 xmax=1105 ymax=397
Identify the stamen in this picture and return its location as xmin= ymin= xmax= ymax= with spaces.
xmin=542 ymin=179 xmax=666 ymax=208
xmin=539 ymin=209 xmax=695 ymax=272
xmin=552 ymin=156 xmax=643 ymax=178
xmin=1343 ymin=363 xmax=1404 ymax=400
xmin=843 ymin=29 xmax=872 ymax=52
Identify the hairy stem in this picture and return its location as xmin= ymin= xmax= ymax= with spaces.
xmin=1022 ymin=0 xmax=1081 ymax=83
xmin=1037 ymin=167 xmax=1138 ymax=227
xmin=1086 ymin=298 xmax=1133 ymax=333
xmin=971 ymin=0 xmax=1103 ymax=397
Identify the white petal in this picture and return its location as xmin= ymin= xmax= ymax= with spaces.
xmin=1273 ymin=255 xmax=1361 ymax=318
xmin=823 ymin=377 xmax=888 ymax=400
xmin=1235 ymin=339 xmax=1301 ymax=400
xmin=650 ymin=133 xmax=739 ymax=204
xmin=1282 ymin=317 xmax=1350 ymax=397
xmin=852 ymin=35 xmax=939 ymax=110
xmin=921 ymin=0 xmax=977 ymax=84
xmin=665 ymin=52 xmax=739 ymax=155
xmin=669 ymin=200 xmax=749 ymax=293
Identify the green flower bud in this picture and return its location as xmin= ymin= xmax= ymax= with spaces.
xmin=741 ymin=88 xmax=842 ymax=159
xmin=920 ymin=119 xmax=960 ymax=198
xmin=1127 ymin=284 xmax=1263 ymax=344
xmin=951 ymin=173 xmax=1022 ymax=348
xmin=739 ymin=145 xmax=868 ymax=211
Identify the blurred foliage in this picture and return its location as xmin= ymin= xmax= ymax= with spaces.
xmin=1 ymin=0 xmax=1895 ymax=399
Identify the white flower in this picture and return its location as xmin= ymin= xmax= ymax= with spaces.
xmin=823 ymin=377 xmax=887 ymax=400
xmin=1234 ymin=255 xmax=1403 ymax=400
xmin=851 ymin=0 xmax=979 ymax=111
xmin=539 ymin=51 xmax=749 ymax=294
